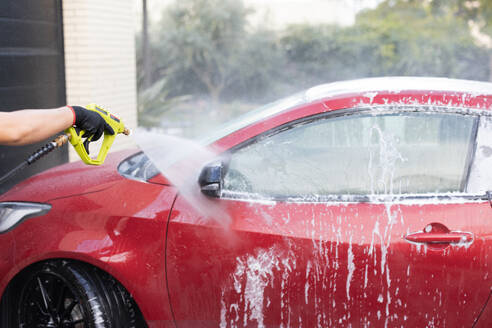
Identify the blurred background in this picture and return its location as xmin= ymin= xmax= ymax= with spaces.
xmin=0 ymin=0 xmax=491 ymax=192
xmin=136 ymin=0 xmax=492 ymax=137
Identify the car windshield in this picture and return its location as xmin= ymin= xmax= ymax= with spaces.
xmin=199 ymin=92 xmax=306 ymax=145
xmin=198 ymin=77 xmax=492 ymax=146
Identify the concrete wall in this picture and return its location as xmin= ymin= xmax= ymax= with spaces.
xmin=63 ymin=0 xmax=137 ymax=160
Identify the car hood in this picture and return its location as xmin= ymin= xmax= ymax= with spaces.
xmin=0 ymin=149 xmax=138 ymax=203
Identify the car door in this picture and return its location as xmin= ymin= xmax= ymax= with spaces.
xmin=166 ymin=107 xmax=492 ymax=327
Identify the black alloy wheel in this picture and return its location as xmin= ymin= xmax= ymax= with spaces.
xmin=18 ymin=270 xmax=86 ymax=327
xmin=4 ymin=260 xmax=147 ymax=328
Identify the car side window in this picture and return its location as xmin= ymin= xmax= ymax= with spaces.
xmin=222 ymin=111 xmax=478 ymax=199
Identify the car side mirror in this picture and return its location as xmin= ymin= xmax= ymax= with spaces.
xmin=198 ymin=162 xmax=224 ymax=198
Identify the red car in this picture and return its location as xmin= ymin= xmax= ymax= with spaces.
xmin=1 ymin=77 xmax=491 ymax=327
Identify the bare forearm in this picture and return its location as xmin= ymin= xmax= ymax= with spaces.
xmin=0 ymin=107 xmax=74 ymax=146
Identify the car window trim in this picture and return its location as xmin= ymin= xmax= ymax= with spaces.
xmin=225 ymin=105 xmax=488 ymax=153
xmin=221 ymin=105 xmax=487 ymax=203
xmin=463 ymin=117 xmax=480 ymax=192
xmin=220 ymin=190 xmax=490 ymax=204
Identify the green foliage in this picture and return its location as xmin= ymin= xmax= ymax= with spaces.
xmin=223 ymin=28 xmax=286 ymax=102
xmin=280 ymin=0 xmax=489 ymax=88
xmin=137 ymin=0 xmax=492 ymax=125
xmin=280 ymin=25 xmax=345 ymax=88
xmin=151 ymin=0 xmax=285 ymax=103
xmin=431 ymin=0 xmax=492 ymax=37
xmin=137 ymin=78 xmax=190 ymax=127
xmin=352 ymin=0 xmax=489 ymax=79
xmin=157 ymin=0 xmax=251 ymax=102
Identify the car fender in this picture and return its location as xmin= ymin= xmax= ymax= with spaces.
xmin=0 ymin=179 xmax=177 ymax=327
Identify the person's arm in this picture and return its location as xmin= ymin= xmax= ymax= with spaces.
xmin=0 ymin=107 xmax=74 ymax=146
xmin=0 ymin=105 xmax=115 ymax=146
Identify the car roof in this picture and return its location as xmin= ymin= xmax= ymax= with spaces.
xmin=203 ymin=77 xmax=492 ymax=146
xmin=303 ymin=76 xmax=492 ymax=103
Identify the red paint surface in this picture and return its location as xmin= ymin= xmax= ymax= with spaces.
xmin=0 ymin=154 xmax=178 ymax=327
xmin=0 ymin=86 xmax=491 ymax=327
xmin=167 ymin=198 xmax=492 ymax=327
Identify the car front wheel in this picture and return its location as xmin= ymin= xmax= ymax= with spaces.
xmin=7 ymin=260 xmax=146 ymax=328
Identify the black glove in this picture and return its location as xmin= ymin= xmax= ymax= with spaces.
xmin=71 ymin=106 xmax=115 ymax=142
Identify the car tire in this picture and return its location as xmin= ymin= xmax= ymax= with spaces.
xmin=6 ymin=260 xmax=146 ymax=328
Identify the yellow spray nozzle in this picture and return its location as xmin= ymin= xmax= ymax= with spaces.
xmin=65 ymin=104 xmax=129 ymax=166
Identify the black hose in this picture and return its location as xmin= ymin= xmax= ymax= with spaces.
xmin=26 ymin=142 xmax=55 ymax=164
xmin=0 ymin=142 xmax=57 ymax=186
xmin=0 ymin=161 xmax=29 ymax=185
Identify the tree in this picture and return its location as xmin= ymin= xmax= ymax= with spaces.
xmin=353 ymin=0 xmax=489 ymax=79
xmin=223 ymin=28 xmax=286 ymax=103
xmin=431 ymin=0 xmax=492 ymax=81
xmin=139 ymin=0 xmax=490 ymax=117
xmin=280 ymin=0 xmax=489 ymax=84
xmin=158 ymin=0 xmax=252 ymax=104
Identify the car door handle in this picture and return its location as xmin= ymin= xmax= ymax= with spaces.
xmin=405 ymin=231 xmax=473 ymax=244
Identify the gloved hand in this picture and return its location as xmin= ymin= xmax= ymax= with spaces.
xmin=70 ymin=105 xmax=115 ymax=142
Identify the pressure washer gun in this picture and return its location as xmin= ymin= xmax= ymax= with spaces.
xmin=0 ymin=104 xmax=130 ymax=185
xmin=64 ymin=104 xmax=131 ymax=165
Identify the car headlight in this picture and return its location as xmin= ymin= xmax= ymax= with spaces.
xmin=0 ymin=202 xmax=51 ymax=234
